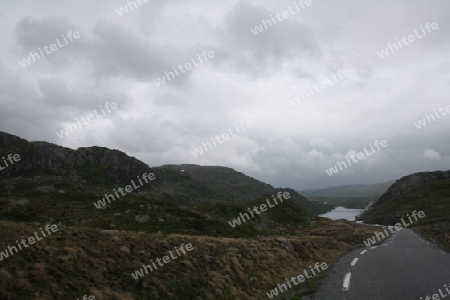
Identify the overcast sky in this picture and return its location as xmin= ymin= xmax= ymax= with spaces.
xmin=1 ymin=0 xmax=449 ymax=190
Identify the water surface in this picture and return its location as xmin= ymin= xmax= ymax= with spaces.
xmin=320 ymin=206 xmax=363 ymax=221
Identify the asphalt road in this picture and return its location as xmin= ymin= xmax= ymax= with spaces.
xmin=314 ymin=228 xmax=450 ymax=300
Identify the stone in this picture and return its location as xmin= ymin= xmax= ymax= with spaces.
xmin=135 ymin=214 xmax=151 ymax=223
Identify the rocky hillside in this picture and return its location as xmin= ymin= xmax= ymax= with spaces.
xmin=0 ymin=132 xmax=239 ymax=204
xmin=0 ymin=131 xmax=331 ymax=214
xmin=358 ymin=170 xmax=450 ymax=249
xmin=0 ymin=133 xmax=144 ymax=184
xmin=0 ymin=134 xmax=149 ymax=183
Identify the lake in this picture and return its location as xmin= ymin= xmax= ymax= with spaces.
xmin=320 ymin=206 xmax=363 ymax=221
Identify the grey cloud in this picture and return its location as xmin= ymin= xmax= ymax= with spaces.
xmin=15 ymin=17 xmax=85 ymax=67
xmin=218 ymin=0 xmax=322 ymax=75
xmin=15 ymin=17 xmax=75 ymax=50
xmin=38 ymin=78 xmax=132 ymax=111
xmin=1 ymin=0 xmax=449 ymax=190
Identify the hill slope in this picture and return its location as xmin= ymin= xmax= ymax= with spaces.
xmin=1 ymin=132 xmax=330 ymax=215
xmin=0 ymin=131 xmax=404 ymax=298
xmin=358 ymin=170 xmax=450 ymax=249
xmin=161 ymin=164 xmax=274 ymax=203
xmin=162 ymin=164 xmax=334 ymax=215
xmin=0 ymin=132 xmax=225 ymax=204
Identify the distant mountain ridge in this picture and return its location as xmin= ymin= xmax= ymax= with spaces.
xmin=300 ymin=181 xmax=394 ymax=197
xmin=300 ymin=181 xmax=394 ymax=209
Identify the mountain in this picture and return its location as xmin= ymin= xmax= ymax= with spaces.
xmin=162 ymin=164 xmax=334 ymax=215
xmin=0 ymin=131 xmax=379 ymax=299
xmin=358 ymin=170 xmax=450 ymax=249
xmin=301 ymin=182 xmax=394 ymax=197
xmin=300 ymin=181 xmax=394 ymax=209
xmin=274 ymin=188 xmax=334 ymax=215
xmin=160 ymin=164 xmax=274 ymax=203
xmin=0 ymin=132 xmax=331 ymax=214
xmin=0 ymin=131 xmax=330 ymax=215
xmin=0 ymin=132 xmax=224 ymax=205
xmin=0 ymin=134 xmax=317 ymax=238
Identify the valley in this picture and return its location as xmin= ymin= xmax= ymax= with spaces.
xmin=0 ymin=131 xmax=449 ymax=299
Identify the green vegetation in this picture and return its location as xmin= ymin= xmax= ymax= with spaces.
xmin=161 ymin=164 xmax=274 ymax=203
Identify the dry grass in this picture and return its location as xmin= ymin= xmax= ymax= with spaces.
xmin=0 ymin=218 xmax=376 ymax=299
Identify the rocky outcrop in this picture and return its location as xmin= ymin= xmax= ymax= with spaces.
xmin=357 ymin=170 xmax=450 ymax=225
xmin=0 ymin=132 xmax=150 ymax=185
xmin=0 ymin=132 xmax=234 ymax=204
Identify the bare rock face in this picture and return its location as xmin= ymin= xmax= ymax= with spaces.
xmin=0 ymin=131 xmax=153 ymax=189
xmin=9 ymin=199 xmax=30 ymax=207
xmin=36 ymin=186 xmax=56 ymax=193
xmin=135 ymin=214 xmax=151 ymax=223
xmin=120 ymin=245 xmax=130 ymax=254
xmin=383 ymin=171 xmax=450 ymax=195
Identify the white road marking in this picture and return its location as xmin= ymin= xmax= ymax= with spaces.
xmin=371 ymin=246 xmax=378 ymax=249
xmin=440 ymin=250 xmax=446 ymax=255
xmin=382 ymin=244 xmax=388 ymax=246
xmin=351 ymin=258 xmax=359 ymax=266
xmin=389 ymin=232 xmax=399 ymax=244
xmin=360 ymin=250 xmax=367 ymax=255
xmin=343 ymin=273 xmax=352 ymax=291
